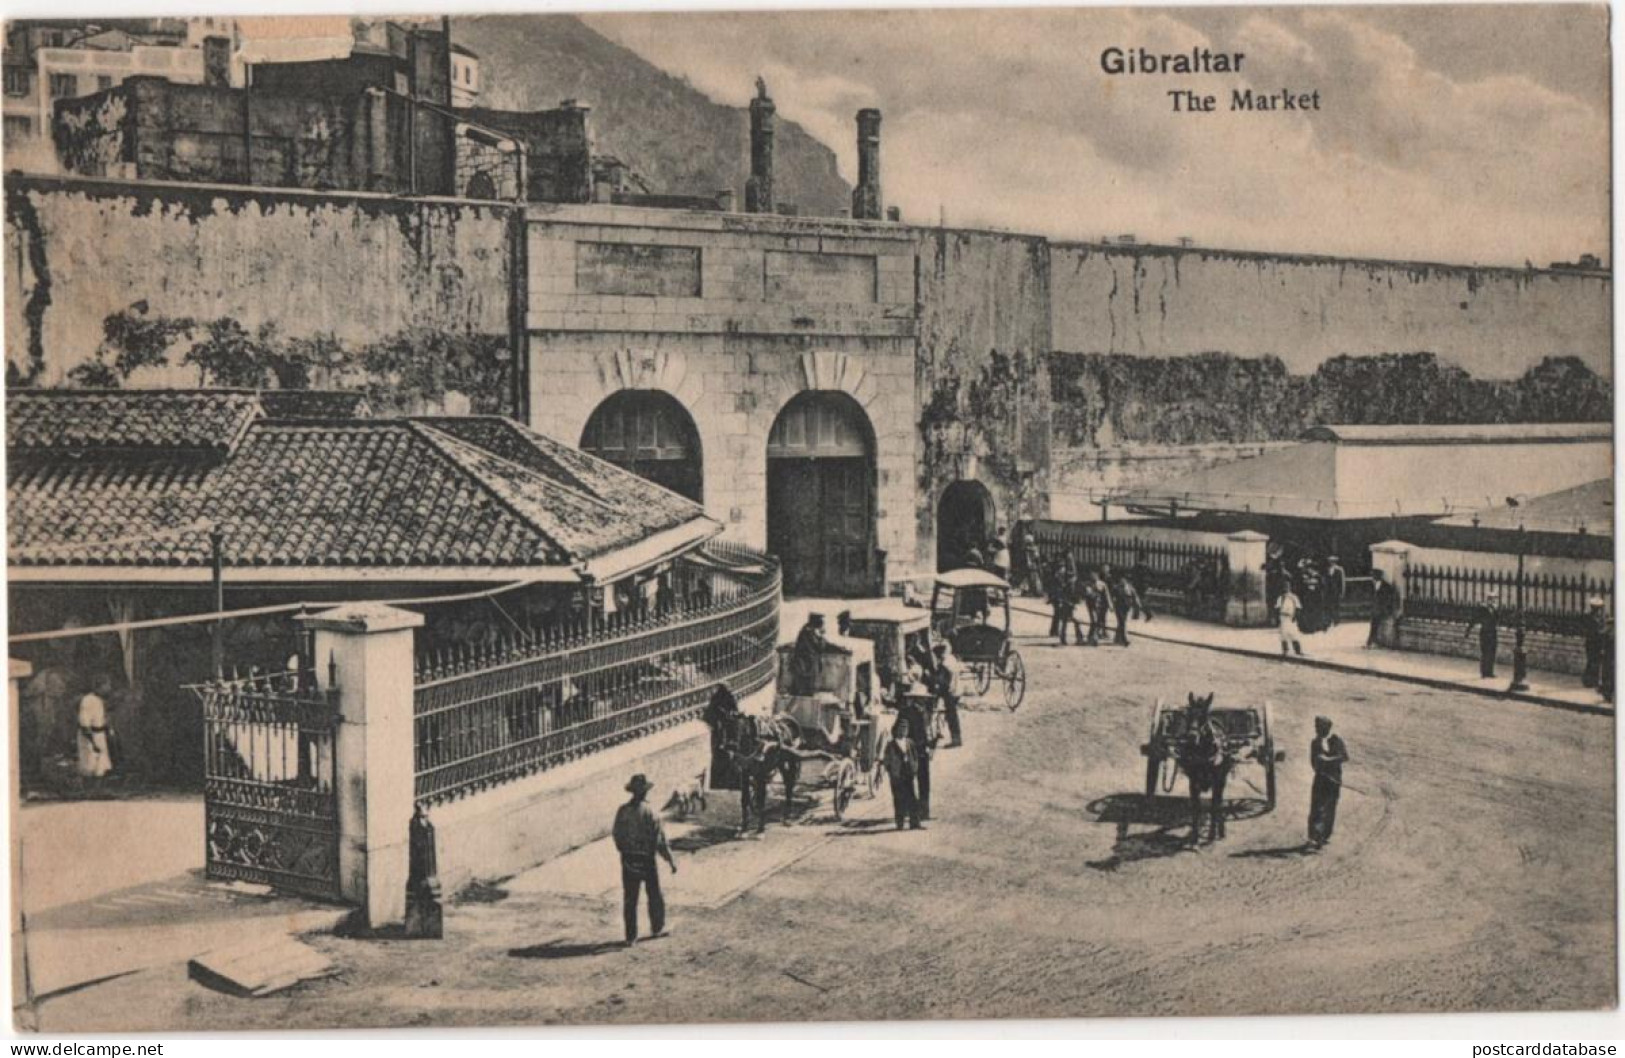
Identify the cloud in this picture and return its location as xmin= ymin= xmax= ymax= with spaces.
xmin=584 ymin=6 xmax=1607 ymax=266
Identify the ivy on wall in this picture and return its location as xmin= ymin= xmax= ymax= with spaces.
xmin=53 ymin=302 xmax=513 ymax=416
xmin=1051 ymin=351 xmax=1613 ymax=447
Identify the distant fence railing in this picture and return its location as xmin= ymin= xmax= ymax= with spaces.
xmin=411 ymin=543 xmax=781 ymax=805
xmin=1404 ymin=564 xmax=1612 ymax=637
xmin=1030 ymin=521 xmax=1230 ymax=620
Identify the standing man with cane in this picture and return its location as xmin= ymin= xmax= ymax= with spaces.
xmin=1307 ymin=717 xmax=1350 ymax=850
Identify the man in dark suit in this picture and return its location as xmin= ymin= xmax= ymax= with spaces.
xmin=1464 ymin=590 xmax=1503 ymax=678
xmin=1307 ymin=717 xmax=1350 ymax=849
xmin=893 ymin=686 xmax=935 ymax=820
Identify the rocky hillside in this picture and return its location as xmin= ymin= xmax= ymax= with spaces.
xmin=454 ymin=14 xmax=850 ymax=215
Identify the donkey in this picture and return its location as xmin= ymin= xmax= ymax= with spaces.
xmin=706 ymin=709 xmax=803 ymax=834
xmin=1176 ymin=692 xmax=1236 ymax=845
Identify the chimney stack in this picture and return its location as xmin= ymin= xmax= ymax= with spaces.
xmin=745 ymin=77 xmax=775 ymax=214
xmin=851 ymin=108 xmax=882 ymax=220
xmin=202 ymin=36 xmax=232 ymax=88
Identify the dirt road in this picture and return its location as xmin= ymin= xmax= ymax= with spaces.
xmin=38 ymin=631 xmax=1615 ymax=1029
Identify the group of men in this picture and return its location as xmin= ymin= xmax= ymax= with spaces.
xmin=879 ymin=642 xmax=966 ymax=830
xmin=1044 ymin=555 xmax=1149 ymax=648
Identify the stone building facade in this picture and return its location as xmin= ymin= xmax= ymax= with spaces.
xmin=523 ymin=204 xmax=918 ymax=596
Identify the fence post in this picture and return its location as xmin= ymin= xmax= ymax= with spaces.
xmin=1224 ymin=530 xmax=1271 ymax=627
xmin=299 ymin=603 xmax=425 ymax=930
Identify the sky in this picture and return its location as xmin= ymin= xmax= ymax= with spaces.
xmin=583 ymin=5 xmax=1611 ymax=267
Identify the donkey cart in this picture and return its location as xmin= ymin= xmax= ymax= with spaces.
xmin=1141 ymin=697 xmax=1285 ymax=810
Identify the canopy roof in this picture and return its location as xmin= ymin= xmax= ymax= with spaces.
xmin=1435 ymin=478 xmax=1613 ymax=538
xmin=1112 ymin=423 xmax=1612 ymax=521
xmin=8 ymin=390 xmax=718 ymax=583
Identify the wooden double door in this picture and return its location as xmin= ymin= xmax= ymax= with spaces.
xmin=768 ymin=456 xmax=874 ymax=598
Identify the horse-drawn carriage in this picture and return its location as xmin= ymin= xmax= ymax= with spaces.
xmin=769 ymin=631 xmax=891 ymax=820
xmin=930 ymin=569 xmax=1027 ymax=711
xmin=1142 ymin=696 xmax=1284 ymax=810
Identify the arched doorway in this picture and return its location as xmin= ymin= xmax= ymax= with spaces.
xmin=936 ymin=480 xmax=997 ymax=572
xmin=766 ymin=391 xmax=876 ymax=597
xmin=579 ymin=390 xmax=703 ymax=503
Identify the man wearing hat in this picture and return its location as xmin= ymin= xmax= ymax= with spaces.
xmin=612 ymin=773 xmax=678 ymax=946
xmin=893 ymin=681 xmax=936 ymax=821
xmin=1583 ymin=597 xmax=1612 ymax=694
xmin=1324 ymin=556 xmax=1347 ymax=628
xmin=789 ymin=612 xmax=835 ymax=695
xmin=1307 ymin=716 xmax=1350 ymax=849
xmin=1464 ymin=589 xmax=1503 ymax=678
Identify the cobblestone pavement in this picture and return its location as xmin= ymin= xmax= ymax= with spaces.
xmin=32 ymin=627 xmax=1615 ymax=1030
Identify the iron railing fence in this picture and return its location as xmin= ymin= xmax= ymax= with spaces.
xmin=1030 ymin=521 xmax=1230 ymax=620
xmin=411 ymin=545 xmax=781 ymax=805
xmin=1405 ymin=564 xmax=1612 ymax=637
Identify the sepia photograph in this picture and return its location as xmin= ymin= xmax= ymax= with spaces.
xmin=0 ymin=2 xmax=1614 ymax=1034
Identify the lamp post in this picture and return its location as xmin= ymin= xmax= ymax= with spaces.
xmin=1509 ymin=524 xmax=1530 ymax=693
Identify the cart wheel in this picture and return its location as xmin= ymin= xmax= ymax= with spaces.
xmin=1000 ymin=652 xmax=1026 ymax=712
xmin=1264 ymin=743 xmax=1277 ymax=810
xmin=833 ymin=759 xmax=857 ymax=820
xmin=974 ymin=663 xmax=992 ymax=697
xmin=1145 ymin=754 xmax=1161 ymax=799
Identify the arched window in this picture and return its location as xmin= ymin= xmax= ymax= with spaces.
xmin=580 ymin=390 xmax=703 ymax=504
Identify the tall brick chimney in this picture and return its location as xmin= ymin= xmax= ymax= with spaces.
xmin=851 ymin=108 xmax=882 ymax=220
xmin=745 ymin=76 xmax=775 ymax=214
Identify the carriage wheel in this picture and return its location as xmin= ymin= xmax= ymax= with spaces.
xmin=999 ymin=652 xmax=1026 ymax=712
xmin=833 ymin=759 xmax=857 ymax=820
xmin=974 ymin=663 xmax=993 ymax=697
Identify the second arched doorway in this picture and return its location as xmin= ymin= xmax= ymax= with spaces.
xmin=766 ymin=391 xmax=877 ymax=597
xmin=579 ymin=390 xmax=704 ymax=504
xmin=936 ymin=480 xmax=997 ymax=572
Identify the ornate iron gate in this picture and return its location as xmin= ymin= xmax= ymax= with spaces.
xmin=193 ymin=668 xmax=342 ymax=900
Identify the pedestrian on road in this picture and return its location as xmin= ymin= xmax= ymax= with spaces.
xmin=1109 ymin=571 xmax=1135 ymax=646
xmin=893 ymin=688 xmax=935 ymax=819
xmin=1088 ymin=569 xmax=1113 ymax=645
xmin=931 ymin=642 xmax=964 ymax=747
xmin=1307 ymin=716 xmax=1350 ymax=849
xmin=1129 ymin=552 xmax=1155 ymax=622
xmin=884 ymin=717 xmax=922 ymax=830
xmin=1368 ymin=569 xmax=1398 ymax=648
xmin=1276 ymin=587 xmax=1305 ymax=657
xmin=1582 ymin=597 xmax=1610 ymax=691
xmin=989 ymin=529 xmax=1011 ymax=583
xmin=1464 ymin=590 xmax=1502 ymax=679
xmin=1324 ymin=556 xmax=1347 ymax=627
xmin=612 ymin=773 xmax=677 ymax=946
xmin=1051 ymin=567 xmax=1081 ymax=645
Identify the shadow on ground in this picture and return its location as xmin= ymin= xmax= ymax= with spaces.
xmin=1082 ymin=793 xmax=1274 ymax=872
xmin=508 ymin=939 xmax=626 ymax=960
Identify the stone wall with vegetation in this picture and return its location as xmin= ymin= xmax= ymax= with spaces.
xmin=5 ymin=175 xmax=519 ymax=414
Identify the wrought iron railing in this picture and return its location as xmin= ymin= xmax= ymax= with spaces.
xmin=1405 ymin=564 xmax=1612 ymax=637
xmin=411 ymin=545 xmax=781 ymax=805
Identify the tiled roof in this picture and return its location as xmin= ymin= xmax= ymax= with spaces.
xmin=7 ymin=390 xmax=264 ymax=453
xmin=7 ymin=392 xmax=714 ymax=575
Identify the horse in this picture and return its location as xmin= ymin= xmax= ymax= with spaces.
xmin=1175 ymin=692 xmax=1236 ymax=845
xmin=704 ymin=707 xmax=803 ymax=834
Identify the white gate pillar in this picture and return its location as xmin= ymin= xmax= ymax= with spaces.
xmin=1224 ymin=530 xmax=1271 ymax=627
xmin=300 ymin=604 xmax=423 ymax=929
